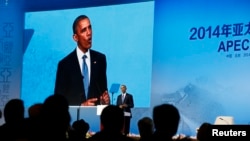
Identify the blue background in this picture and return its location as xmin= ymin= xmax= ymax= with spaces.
xmin=152 ymin=0 xmax=250 ymax=135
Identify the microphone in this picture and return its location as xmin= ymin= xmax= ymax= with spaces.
xmin=77 ymin=93 xmax=84 ymax=121
xmin=96 ymin=82 xmax=103 ymax=105
xmin=77 ymin=106 xmax=80 ymax=121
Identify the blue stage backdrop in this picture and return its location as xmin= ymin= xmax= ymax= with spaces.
xmin=0 ymin=0 xmax=24 ymax=125
xmin=21 ymin=1 xmax=154 ymax=108
xmin=152 ymin=0 xmax=250 ymax=135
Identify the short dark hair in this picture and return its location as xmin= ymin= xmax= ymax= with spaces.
xmin=100 ymin=105 xmax=124 ymax=131
xmin=72 ymin=15 xmax=89 ymax=34
xmin=4 ymin=99 xmax=25 ymax=123
xmin=153 ymin=104 xmax=180 ymax=136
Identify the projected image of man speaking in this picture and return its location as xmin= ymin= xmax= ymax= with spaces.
xmin=54 ymin=15 xmax=110 ymax=106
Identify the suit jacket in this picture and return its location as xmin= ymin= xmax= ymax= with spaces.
xmin=116 ymin=93 xmax=134 ymax=117
xmin=54 ymin=49 xmax=107 ymax=106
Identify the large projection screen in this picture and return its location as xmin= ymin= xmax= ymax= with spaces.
xmin=22 ymin=1 xmax=154 ymax=108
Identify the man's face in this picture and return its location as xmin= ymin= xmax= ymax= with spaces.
xmin=121 ymin=86 xmax=126 ymax=93
xmin=73 ymin=18 xmax=92 ymax=52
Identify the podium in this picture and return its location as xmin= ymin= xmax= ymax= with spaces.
xmin=97 ymin=105 xmax=130 ymax=133
xmin=97 ymin=105 xmax=108 ymax=130
xmin=122 ymin=111 xmax=132 ymax=135
xmin=124 ymin=112 xmax=131 ymax=117
xmin=69 ymin=105 xmax=131 ymax=132
xmin=96 ymin=105 xmax=108 ymax=116
xmin=69 ymin=106 xmax=100 ymax=132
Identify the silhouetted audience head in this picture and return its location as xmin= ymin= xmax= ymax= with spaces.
xmin=28 ymin=103 xmax=43 ymax=118
xmin=88 ymin=105 xmax=134 ymax=141
xmin=42 ymin=94 xmax=70 ymax=124
xmin=25 ymin=103 xmax=44 ymax=140
xmin=0 ymin=99 xmax=26 ymax=140
xmin=100 ymin=105 xmax=124 ymax=132
xmin=40 ymin=94 xmax=71 ymax=140
xmin=3 ymin=99 xmax=25 ymax=123
xmin=72 ymin=119 xmax=90 ymax=134
xmin=69 ymin=119 xmax=90 ymax=141
xmin=152 ymin=103 xmax=180 ymax=140
xmin=197 ymin=122 xmax=212 ymax=141
xmin=137 ymin=116 xmax=154 ymax=141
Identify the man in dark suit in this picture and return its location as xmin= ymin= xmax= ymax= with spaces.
xmin=116 ymin=84 xmax=134 ymax=136
xmin=54 ymin=15 xmax=110 ymax=106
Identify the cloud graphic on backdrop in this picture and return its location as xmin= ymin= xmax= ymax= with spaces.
xmin=154 ymin=77 xmax=225 ymax=136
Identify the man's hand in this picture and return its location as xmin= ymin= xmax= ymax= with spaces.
xmin=100 ymin=90 xmax=110 ymax=105
xmin=81 ymin=98 xmax=98 ymax=106
xmin=119 ymin=104 xmax=127 ymax=109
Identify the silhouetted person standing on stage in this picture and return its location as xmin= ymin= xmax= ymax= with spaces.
xmin=54 ymin=15 xmax=110 ymax=106
xmin=116 ymin=84 xmax=134 ymax=136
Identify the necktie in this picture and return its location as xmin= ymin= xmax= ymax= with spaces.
xmin=82 ymin=55 xmax=89 ymax=98
xmin=122 ymin=94 xmax=125 ymax=103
